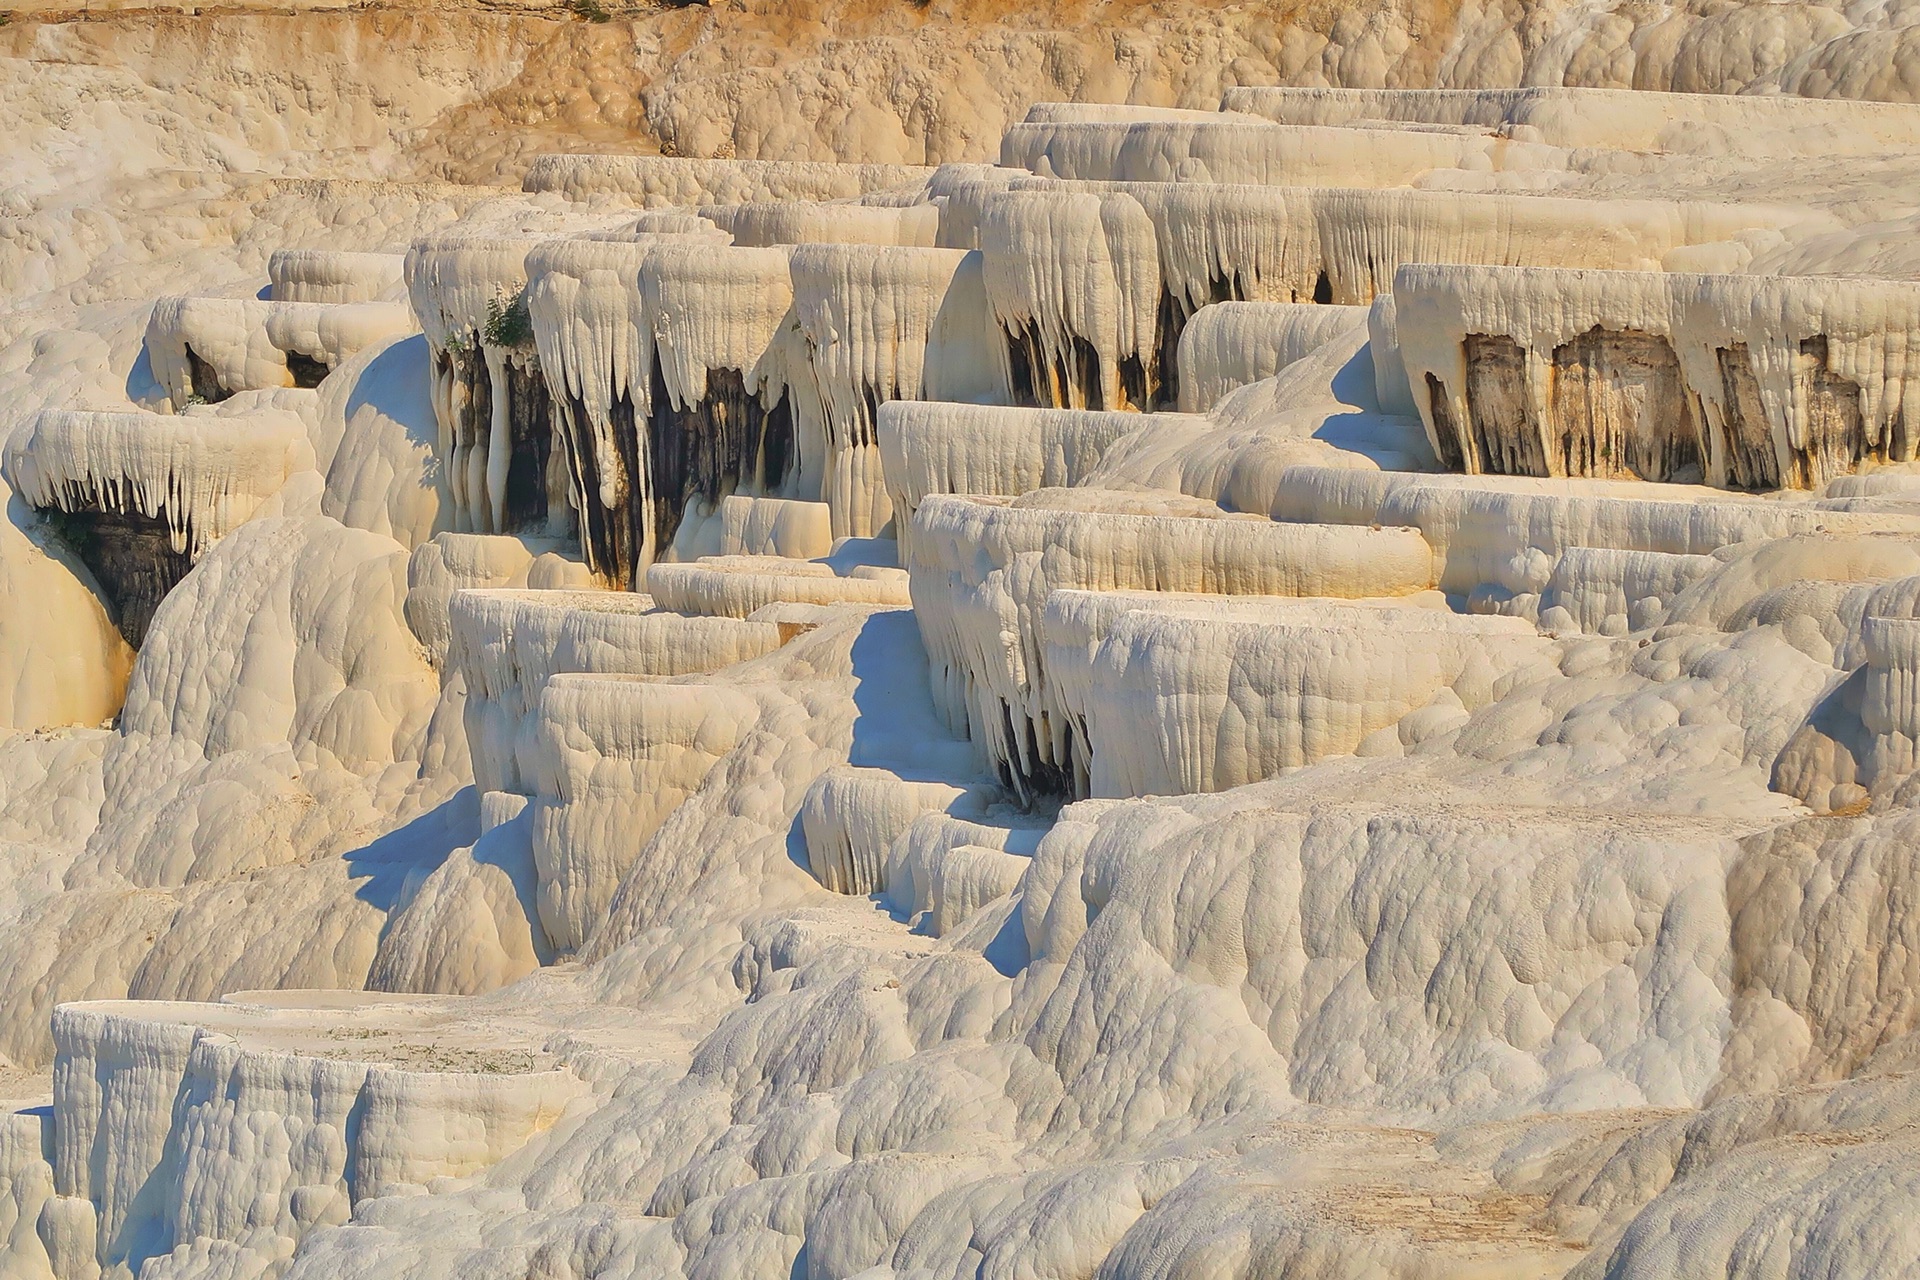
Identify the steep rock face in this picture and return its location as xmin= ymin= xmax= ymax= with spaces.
xmin=407 ymin=235 xmax=575 ymax=542
xmin=1397 ymin=266 xmax=1920 ymax=488
xmin=967 ymin=178 xmax=1825 ymax=413
xmin=46 ymin=998 xmax=586 ymax=1277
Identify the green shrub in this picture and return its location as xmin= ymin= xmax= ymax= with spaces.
xmin=484 ymin=292 xmax=534 ymax=348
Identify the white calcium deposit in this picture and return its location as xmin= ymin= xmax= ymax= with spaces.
xmin=6 ymin=408 xmax=313 ymax=556
xmin=1394 ymin=263 xmax=1920 ymax=488
xmin=19 ymin=24 xmax=1920 ymax=1280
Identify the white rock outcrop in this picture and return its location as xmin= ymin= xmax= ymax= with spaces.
xmin=17 ymin=37 xmax=1920 ymax=1280
xmin=1396 ymin=263 xmax=1920 ymax=488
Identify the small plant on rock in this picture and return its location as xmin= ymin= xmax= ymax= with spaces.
xmin=484 ymin=291 xmax=534 ymax=348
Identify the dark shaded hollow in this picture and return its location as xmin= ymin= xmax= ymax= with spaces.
xmin=1424 ymin=372 xmax=1468 ymax=472
xmin=998 ymin=703 xmax=1076 ymax=804
xmin=184 ymin=346 xmax=231 ymax=404
xmin=1548 ymin=327 xmax=1701 ymax=483
xmin=1004 ymin=322 xmax=1122 ymax=411
xmin=555 ymin=389 xmax=646 ymax=590
xmin=41 ymin=505 xmax=194 ymax=648
xmin=501 ymin=358 xmax=557 ymax=534
xmin=285 ymin=351 xmax=331 ymax=389
xmin=1149 ymin=276 xmax=1238 ymax=412
xmin=1715 ymin=345 xmax=1780 ymax=489
xmin=555 ymin=365 xmax=795 ymax=589
xmin=645 ymin=364 xmax=793 ymax=556
xmin=1791 ymin=336 xmax=1873 ymax=489
xmin=1463 ymin=334 xmax=1546 ymax=476
xmin=443 ymin=346 xmax=564 ymax=536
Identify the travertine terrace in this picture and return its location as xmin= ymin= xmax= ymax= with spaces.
xmin=16 ymin=4 xmax=1920 ymax=1276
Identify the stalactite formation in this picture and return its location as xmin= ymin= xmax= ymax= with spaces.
xmin=1397 ymin=265 xmax=1920 ymax=488
xmin=965 ymin=180 xmax=1824 ymax=417
xmin=408 ymin=236 xmax=574 ymax=539
xmin=3 ymin=407 xmax=309 ymax=645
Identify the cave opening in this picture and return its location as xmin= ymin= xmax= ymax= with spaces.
xmin=1549 ymin=327 xmax=1701 ymax=483
xmin=41 ymin=504 xmax=195 ymax=648
xmin=285 ymin=351 xmax=331 ymax=389
xmin=184 ymin=346 xmax=230 ymax=404
xmin=646 ymin=364 xmax=793 ymax=553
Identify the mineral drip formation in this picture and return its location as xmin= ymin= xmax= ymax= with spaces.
xmin=875 ymin=400 xmax=1164 ymax=550
xmin=781 ymin=243 xmax=1008 ymax=538
xmin=906 ymin=491 xmax=1437 ymax=795
xmin=406 ymin=235 xmax=571 ymax=539
xmin=4 ymin=408 xmax=310 ymax=644
xmin=638 ymin=243 xmax=800 ymax=557
xmin=970 ymin=180 xmax=1821 ymax=411
xmin=524 ymin=237 xmax=663 ymax=589
xmin=1396 ymin=264 xmax=1920 ymax=488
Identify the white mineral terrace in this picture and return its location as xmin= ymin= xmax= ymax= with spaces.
xmin=16 ymin=50 xmax=1920 ymax=1280
xmin=5 ymin=407 xmax=311 ymax=556
xmin=1394 ymin=263 xmax=1920 ymax=488
xmin=1222 ymin=84 xmax=1920 ymax=153
xmin=999 ymin=118 xmax=1571 ymax=185
xmin=698 ymin=201 xmax=942 ymax=248
xmin=520 ymin=154 xmax=939 ymax=205
xmin=146 ymin=296 xmax=416 ymax=404
xmin=266 ymin=249 xmax=407 ymax=304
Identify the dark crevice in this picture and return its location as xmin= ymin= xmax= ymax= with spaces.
xmin=645 ymin=364 xmax=792 ymax=557
xmin=1463 ymin=333 xmax=1545 ymax=476
xmin=1425 ymin=372 xmax=1467 ymax=472
xmin=555 ymin=365 xmax=795 ymax=589
xmin=1153 ymin=287 xmax=1186 ymax=411
xmin=444 ymin=346 xmax=565 ymax=537
xmin=996 ymin=702 xmax=1075 ymax=805
xmin=1548 ymin=327 xmax=1701 ymax=483
xmin=286 ymin=351 xmax=331 ymax=389
xmin=41 ymin=505 xmax=193 ymax=648
xmin=184 ymin=346 xmax=230 ymax=404
xmin=1791 ymin=336 xmax=1874 ymax=489
xmin=502 ymin=358 xmax=555 ymax=533
xmin=1001 ymin=321 xmax=1118 ymax=411
xmin=1716 ymin=345 xmax=1780 ymax=489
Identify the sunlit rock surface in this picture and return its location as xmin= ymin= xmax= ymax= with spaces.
xmin=16 ymin=9 xmax=1920 ymax=1275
